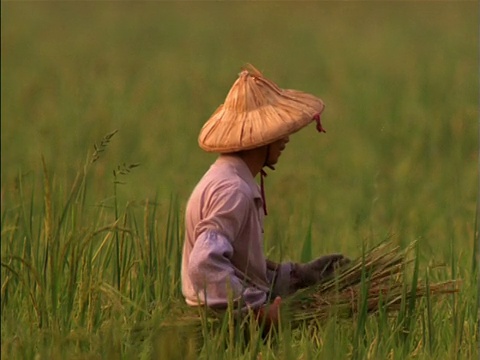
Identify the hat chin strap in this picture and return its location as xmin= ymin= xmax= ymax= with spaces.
xmin=260 ymin=145 xmax=274 ymax=216
xmin=262 ymin=144 xmax=276 ymax=171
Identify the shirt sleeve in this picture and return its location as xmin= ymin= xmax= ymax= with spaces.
xmin=193 ymin=183 xmax=251 ymax=242
xmin=187 ymin=230 xmax=266 ymax=309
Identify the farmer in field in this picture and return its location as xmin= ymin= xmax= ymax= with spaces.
xmin=181 ymin=64 xmax=349 ymax=330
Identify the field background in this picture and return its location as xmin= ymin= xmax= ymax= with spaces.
xmin=1 ymin=2 xmax=478 ymax=359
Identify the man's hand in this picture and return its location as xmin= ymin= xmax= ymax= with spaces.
xmin=290 ymin=254 xmax=350 ymax=291
xmin=256 ymin=296 xmax=282 ymax=333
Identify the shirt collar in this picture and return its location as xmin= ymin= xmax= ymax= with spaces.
xmin=215 ymin=154 xmax=262 ymax=199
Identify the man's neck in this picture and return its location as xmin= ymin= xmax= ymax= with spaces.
xmin=234 ymin=147 xmax=268 ymax=177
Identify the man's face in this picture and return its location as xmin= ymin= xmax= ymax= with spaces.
xmin=266 ymin=136 xmax=290 ymax=167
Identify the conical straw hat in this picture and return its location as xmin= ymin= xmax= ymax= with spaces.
xmin=198 ymin=64 xmax=326 ymax=153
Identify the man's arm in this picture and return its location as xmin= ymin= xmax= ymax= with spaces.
xmin=266 ymin=254 xmax=350 ymax=295
xmin=188 ymin=230 xmax=267 ymax=309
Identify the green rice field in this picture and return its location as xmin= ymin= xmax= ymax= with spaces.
xmin=1 ymin=2 xmax=478 ymax=359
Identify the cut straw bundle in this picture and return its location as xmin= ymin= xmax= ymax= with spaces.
xmin=283 ymin=240 xmax=460 ymax=325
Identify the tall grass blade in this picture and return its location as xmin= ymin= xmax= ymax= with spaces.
xmin=425 ymin=270 xmax=434 ymax=354
xmin=300 ymin=220 xmax=313 ymax=263
xmin=405 ymin=239 xmax=420 ymax=348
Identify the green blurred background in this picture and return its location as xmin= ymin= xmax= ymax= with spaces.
xmin=1 ymin=2 xmax=478 ymax=260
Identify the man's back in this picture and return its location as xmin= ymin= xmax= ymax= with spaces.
xmin=181 ymin=155 xmax=270 ymax=308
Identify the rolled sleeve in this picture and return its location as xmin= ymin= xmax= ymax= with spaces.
xmin=187 ymin=230 xmax=266 ymax=309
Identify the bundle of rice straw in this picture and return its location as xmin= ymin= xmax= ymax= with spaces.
xmin=283 ymin=240 xmax=460 ymax=325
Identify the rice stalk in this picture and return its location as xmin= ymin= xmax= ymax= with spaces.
xmin=91 ymin=130 xmax=118 ymax=164
xmin=112 ymin=162 xmax=140 ymax=290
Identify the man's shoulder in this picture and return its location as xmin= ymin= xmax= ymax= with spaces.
xmin=203 ymin=168 xmax=252 ymax=197
xmin=190 ymin=155 xmax=261 ymax=204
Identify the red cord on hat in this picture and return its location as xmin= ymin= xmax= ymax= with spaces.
xmin=313 ymin=113 xmax=326 ymax=133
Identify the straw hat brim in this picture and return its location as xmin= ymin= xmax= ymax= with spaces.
xmin=198 ymin=66 xmax=325 ymax=153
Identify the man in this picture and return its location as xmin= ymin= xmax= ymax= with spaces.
xmin=181 ymin=65 xmax=349 ymax=330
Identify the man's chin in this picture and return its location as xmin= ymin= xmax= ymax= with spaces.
xmin=265 ymin=160 xmax=278 ymax=171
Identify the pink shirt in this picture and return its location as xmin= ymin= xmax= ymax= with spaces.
xmin=181 ymin=154 xmax=292 ymax=309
